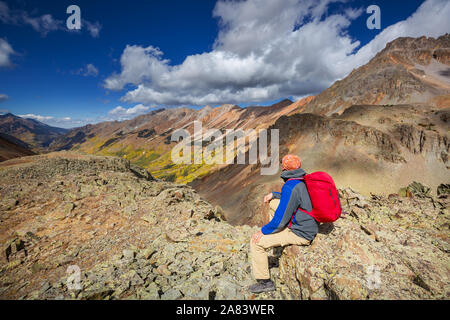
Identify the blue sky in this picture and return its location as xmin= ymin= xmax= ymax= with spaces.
xmin=0 ymin=0 xmax=449 ymax=128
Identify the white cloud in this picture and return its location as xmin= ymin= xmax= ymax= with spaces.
xmin=0 ymin=1 xmax=101 ymax=37
xmin=344 ymin=7 xmax=364 ymax=20
xmin=107 ymin=104 xmax=153 ymax=120
xmin=0 ymin=38 xmax=14 ymax=67
xmin=83 ymin=20 xmax=102 ymax=38
xmin=84 ymin=64 xmax=99 ymax=77
xmin=0 ymin=93 xmax=8 ymax=102
xmin=19 ymin=114 xmax=55 ymax=122
xmin=15 ymin=104 xmax=152 ymax=129
xmin=104 ymin=46 xmax=168 ymax=90
xmin=22 ymin=13 xmax=62 ymax=36
xmin=73 ymin=63 xmax=99 ymax=77
xmin=17 ymin=113 xmax=94 ymax=128
xmin=104 ymin=0 xmax=450 ymax=107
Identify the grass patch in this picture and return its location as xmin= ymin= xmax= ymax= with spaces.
xmin=134 ymin=152 xmax=160 ymax=167
xmin=159 ymin=172 xmax=177 ymax=182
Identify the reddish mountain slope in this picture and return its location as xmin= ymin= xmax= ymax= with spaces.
xmin=191 ymin=35 xmax=450 ymax=225
xmin=49 ymin=97 xmax=313 ymax=182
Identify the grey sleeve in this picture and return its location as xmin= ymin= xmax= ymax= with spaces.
xmin=297 ymin=182 xmax=313 ymax=212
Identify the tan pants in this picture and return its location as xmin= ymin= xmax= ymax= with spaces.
xmin=250 ymin=199 xmax=310 ymax=280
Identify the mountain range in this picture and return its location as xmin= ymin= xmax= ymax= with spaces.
xmin=0 ymin=113 xmax=68 ymax=152
xmin=47 ymin=96 xmax=314 ymax=183
xmin=192 ymin=34 xmax=450 ymax=225
xmin=0 ymin=33 xmax=449 ymax=301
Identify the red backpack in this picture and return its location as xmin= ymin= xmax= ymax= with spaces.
xmin=288 ymin=172 xmax=342 ymax=224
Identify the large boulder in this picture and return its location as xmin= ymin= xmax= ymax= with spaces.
xmin=276 ymin=188 xmax=449 ymax=299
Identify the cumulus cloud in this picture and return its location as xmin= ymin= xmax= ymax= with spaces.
xmin=107 ymin=104 xmax=153 ymax=120
xmin=104 ymin=46 xmax=169 ymax=90
xmin=104 ymin=0 xmax=450 ymax=107
xmin=0 ymin=1 xmax=101 ymax=37
xmin=0 ymin=38 xmax=14 ymax=67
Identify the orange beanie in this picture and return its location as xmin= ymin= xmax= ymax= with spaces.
xmin=282 ymin=154 xmax=301 ymax=171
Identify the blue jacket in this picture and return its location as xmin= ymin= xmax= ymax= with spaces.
xmin=261 ymin=168 xmax=319 ymax=241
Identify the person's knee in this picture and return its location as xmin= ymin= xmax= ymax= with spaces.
xmin=249 ymin=237 xmax=258 ymax=252
xmin=250 ymin=238 xmax=265 ymax=253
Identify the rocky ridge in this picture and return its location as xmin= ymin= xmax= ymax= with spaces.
xmin=301 ymin=34 xmax=450 ymax=116
xmin=0 ymin=153 xmax=448 ymax=300
xmin=45 ymin=97 xmax=313 ymax=184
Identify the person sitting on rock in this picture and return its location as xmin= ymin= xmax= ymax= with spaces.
xmin=249 ymin=154 xmax=319 ymax=294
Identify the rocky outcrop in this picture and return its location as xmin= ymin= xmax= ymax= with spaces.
xmin=274 ymin=113 xmax=406 ymax=163
xmin=277 ymin=187 xmax=449 ymax=299
xmin=393 ymin=123 xmax=449 ymax=161
xmin=0 ymin=153 xmax=277 ymax=300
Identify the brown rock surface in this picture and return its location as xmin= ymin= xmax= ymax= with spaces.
xmin=0 ymin=152 xmax=274 ymax=300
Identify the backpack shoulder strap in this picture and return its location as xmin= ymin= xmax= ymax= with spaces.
xmin=286 ymin=177 xmax=308 ymax=229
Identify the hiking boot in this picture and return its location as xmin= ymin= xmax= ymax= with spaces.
xmin=248 ymin=279 xmax=275 ymax=293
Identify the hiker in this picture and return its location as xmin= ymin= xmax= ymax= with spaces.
xmin=248 ymin=154 xmax=319 ymax=294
